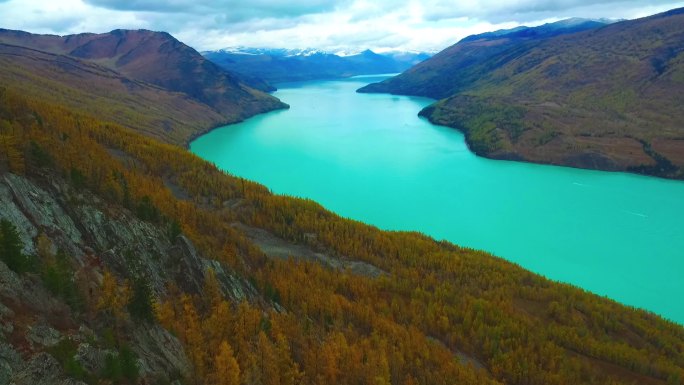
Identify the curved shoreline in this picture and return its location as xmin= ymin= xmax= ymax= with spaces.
xmin=190 ymin=77 xmax=684 ymax=324
xmin=183 ymin=102 xmax=290 ymax=150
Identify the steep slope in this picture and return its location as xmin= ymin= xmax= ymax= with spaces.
xmin=204 ymin=48 xmax=430 ymax=84
xmin=1 ymin=67 xmax=684 ymax=384
xmin=0 ymin=42 xmax=227 ymax=145
xmin=0 ymin=160 xmax=259 ymax=385
xmin=419 ymin=8 xmax=684 ymax=178
xmin=0 ymin=29 xmax=287 ymax=145
xmin=360 ymin=10 xmax=684 ymax=179
xmin=358 ymin=18 xmax=608 ymax=98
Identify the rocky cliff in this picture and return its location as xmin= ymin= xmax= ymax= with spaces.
xmin=0 ymin=171 xmax=257 ymax=384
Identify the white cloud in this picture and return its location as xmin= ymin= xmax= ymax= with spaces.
xmin=0 ymin=0 xmax=148 ymax=35
xmin=1 ymin=0 xmax=683 ymax=52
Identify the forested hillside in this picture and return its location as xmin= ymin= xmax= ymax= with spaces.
xmin=0 ymin=80 xmax=683 ymax=384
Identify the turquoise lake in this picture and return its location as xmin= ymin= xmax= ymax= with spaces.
xmin=191 ymin=75 xmax=684 ymax=324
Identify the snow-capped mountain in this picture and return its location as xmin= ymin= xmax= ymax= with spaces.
xmin=203 ymin=47 xmax=432 ymax=85
xmin=209 ymin=47 xmax=329 ymax=57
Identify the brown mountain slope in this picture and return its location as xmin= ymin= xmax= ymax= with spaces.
xmin=0 ymin=42 xmax=226 ymax=144
xmin=358 ymin=19 xmax=608 ymax=99
xmin=364 ymin=9 xmax=684 ymax=179
xmin=0 ymin=29 xmax=287 ymax=145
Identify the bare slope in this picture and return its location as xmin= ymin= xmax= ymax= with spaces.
xmin=358 ymin=19 xmax=607 ymax=99
xmin=0 ymin=29 xmax=287 ymax=145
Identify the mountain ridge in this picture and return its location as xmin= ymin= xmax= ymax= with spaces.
xmin=359 ymin=10 xmax=684 ymax=179
xmin=358 ymin=18 xmax=612 ymax=98
xmin=0 ymin=28 xmax=288 ymax=146
xmin=203 ymin=47 xmax=431 ymax=85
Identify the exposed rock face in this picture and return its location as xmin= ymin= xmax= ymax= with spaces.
xmin=0 ymin=173 xmax=256 ymax=299
xmin=74 ymin=343 xmax=113 ymax=374
xmin=0 ymin=171 xmax=260 ymax=383
xmin=0 ymin=342 xmax=22 ymax=384
xmin=9 ymin=353 xmax=71 ymax=385
xmin=233 ymin=223 xmax=386 ymax=278
xmin=132 ymin=324 xmax=191 ymax=377
xmin=26 ymin=324 xmax=61 ymax=349
xmin=0 ymin=177 xmax=40 ymax=256
xmin=167 ymin=236 xmax=257 ymax=301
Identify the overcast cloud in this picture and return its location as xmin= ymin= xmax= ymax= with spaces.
xmin=1 ymin=0 xmax=683 ymax=53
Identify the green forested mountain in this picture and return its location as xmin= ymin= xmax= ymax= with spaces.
xmin=360 ymin=10 xmax=684 ymax=179
xmin=0 ymin=27 xmax=683 ymax=385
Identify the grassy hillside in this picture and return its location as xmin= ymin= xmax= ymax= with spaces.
xmin=0 ymin=42 xmax=229 ymax=145
xmin=358 ymin=19 xmax=607 ymax=99
xmin=1 ymin=52 xmax=684 ymax=385
xmin=0 ymin=29 xmax=287 ymax=146
xmin=361 ymin=10 xmax=684 ymax=179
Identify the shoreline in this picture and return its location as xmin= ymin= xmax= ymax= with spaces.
xmin=360 ymin=85 xmax=684 ymax=182
xmin=417 ymin=104 xmax=684 ymax=183
xmin=183 ymin=102 xmax=290 ymax=150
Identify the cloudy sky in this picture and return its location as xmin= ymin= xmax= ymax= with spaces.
xmin=1 ymin=0 xmax=683 ymax=53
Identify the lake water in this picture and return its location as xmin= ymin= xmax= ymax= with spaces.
xmin=191 ymin=75 xmax=684 ymax=324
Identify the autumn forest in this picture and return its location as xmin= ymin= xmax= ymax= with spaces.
xmin=1 ymin=77 xmax=683 ymax=385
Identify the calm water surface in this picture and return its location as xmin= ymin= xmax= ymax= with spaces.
xmin=191 ymin=75 xmax=684 ymax=324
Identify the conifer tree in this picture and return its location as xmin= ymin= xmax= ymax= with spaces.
xmin=0 ymin=219 xmax=25 ymax=272
xmin=212 ymin=341 xmax=240 ymax=385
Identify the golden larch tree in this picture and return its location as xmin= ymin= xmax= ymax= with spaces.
xmin=211 ymin=340 xmax=240 ymax=385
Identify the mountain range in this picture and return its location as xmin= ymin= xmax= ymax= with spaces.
xmin=0 ymin=28 xmax=287 ymax=145
xmin=359 ymin=12 xmax=684 ymax=179
xmin=358 ymin=18 xmax=612 ymax=98
xmin=203 ymin=47 xmax=431 ymax=88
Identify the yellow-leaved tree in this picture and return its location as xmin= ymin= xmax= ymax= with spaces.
xmin=211 ymin=340 xmax=240 ymax=385
xmin=0 ymin=133 xmax=24 ymax=174
xmin=97 ymin=270 xmax=131 ymax=321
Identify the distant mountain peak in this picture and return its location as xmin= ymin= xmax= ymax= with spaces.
xmin=203 ymin=47 xmax=433 ymax=83
xmin=211 ymin=46 xmax=331 ymax=57
xmin=209 ymin=47 xmax=433 ymax=59
xmin=552 ymin=17 xmax=598 ymax=26
xmin=459 ymin=17 xmax=611 ymax=43
xmin=0 ymin=28 xmax=286 ymax=119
